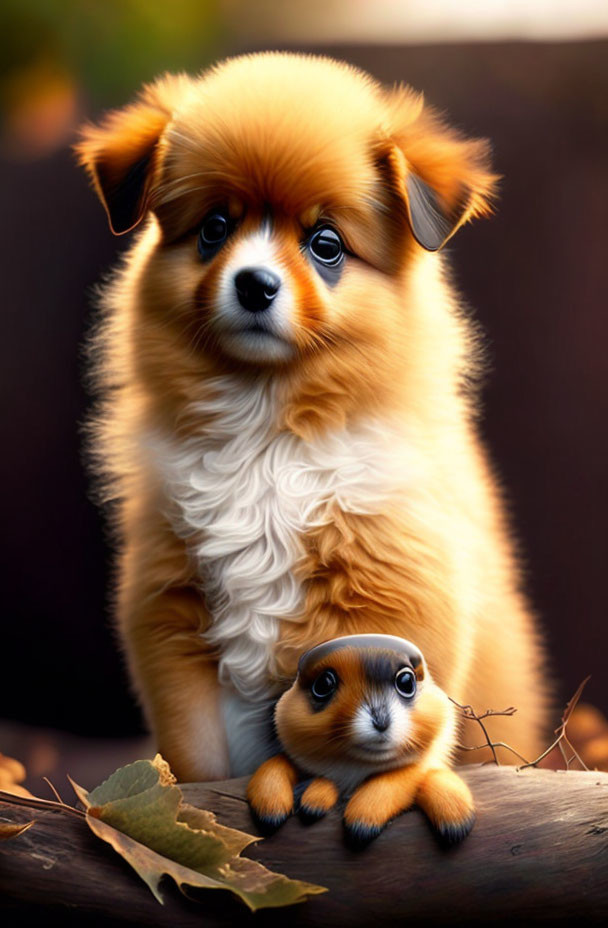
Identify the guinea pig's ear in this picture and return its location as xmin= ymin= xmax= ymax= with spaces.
xmin=75 ymin=75 xmax=183 ymax=235
xmin=376 ymin=94 xmax=499 ymax=251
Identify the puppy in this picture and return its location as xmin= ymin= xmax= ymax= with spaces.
xmin=77 ymin=52 xmax=548 ymax=782
xmin=248 ymin=634 xmax=475 ymax=846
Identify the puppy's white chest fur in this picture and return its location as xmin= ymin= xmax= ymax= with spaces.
xmin=147 ymin=375 xmax=410 ymax=772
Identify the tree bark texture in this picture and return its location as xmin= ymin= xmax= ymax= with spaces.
xmin=1 ymin=766 xmax=607 ymax=926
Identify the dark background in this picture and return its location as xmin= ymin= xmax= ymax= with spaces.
xmin=1 ymin=39 xmax=606 ymax=739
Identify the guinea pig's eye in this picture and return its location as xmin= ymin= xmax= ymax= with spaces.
xmin=308 ymin=226 xmax=344 ymax=267
xmin=395 ymin=668 xmax=416 ymax=699
xmin=311 ymin=669 xmax=338 ymax=701
xmin=198 ymin=211 xmax=230 ymax=259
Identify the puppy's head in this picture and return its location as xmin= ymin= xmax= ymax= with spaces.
xmin=77 ymin=53 xmax=497 ymax=375
xmin=275 ymin=634 xmax=450 ymax=774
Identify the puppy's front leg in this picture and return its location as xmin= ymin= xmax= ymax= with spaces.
xmin=118 ymin=505 xmax=229 ymax=783
xmin=343 ymin=764 xmax=424 ymax=846
xmin=126 ymin=590 xmax=229 ymax=782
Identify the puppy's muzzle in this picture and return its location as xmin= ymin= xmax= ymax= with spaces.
xmin=235 ymin=267 xmax=281 ymax=313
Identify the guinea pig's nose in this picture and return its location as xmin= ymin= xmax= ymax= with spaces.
xmin=234 ymin=267 xmax=281 ymax=313
xmin=371 ymin=706 xmax=390 ymax=733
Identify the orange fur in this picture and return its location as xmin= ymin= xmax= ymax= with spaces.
xmin=344 ymin=763 xmax=475 ymax=844
xmin=275 ymin=650 xmax=373 ymax=769
xmin=246 ymin=754 xmax=297 ymax=826
xmin=416 ymin=767 xmax=475 ymax=842
xmin=254 ymin=642 xmax=474 ymax=843
xmin=77 ymin=52 xmax=549 ymax=782
xmin=343 ymin=764 xmax=423 ymax=830
xmin=300 ymin=778 xmax=340 ymax=818
xmin=115 ymin=492 xmax=229 ymax=781
xmin=274 ymin=648 xmax=449 ymax=773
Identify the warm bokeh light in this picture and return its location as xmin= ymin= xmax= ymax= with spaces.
xmin=0 ymin=0 xmax=223 ymax=158
xmin=223 ymin=0 xmax=608 ymax=44
xmin=2 ymin=0 xmax=607 ymax=158
xmin=2 ymin=59 xmax=79 ymax=159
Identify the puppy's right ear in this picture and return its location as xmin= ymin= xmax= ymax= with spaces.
xmin=75 ymin=77 xmax=182 ymax=235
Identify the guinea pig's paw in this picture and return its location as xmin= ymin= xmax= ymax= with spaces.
xmin=342 ymin=766 xmax=421 ymax=849
xmin=298 ymin=777 xmax=339 ymax=824
xmin=415 ymin=767 xmax=475 ymax=846
xmin=246 ymin=754 xmax=297 ymax=833
xmin=342 ymin=787 xmax=392 ymax=848
xmin=343 ymin=817 xmax=386 ymax=849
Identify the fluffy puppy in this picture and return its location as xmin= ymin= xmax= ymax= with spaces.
xmin=248 ymin=634 xmax=475 ymax=846
xmin=77 ymin=52 xmax=548 ymax=782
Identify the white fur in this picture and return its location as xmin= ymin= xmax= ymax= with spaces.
xmin=350 ymin=691 xmax=411 ymax=760
xmin=144 ymin=374 xmax=416 ymax=772
xmin=214 ymin=227 xmax=296 ymax=363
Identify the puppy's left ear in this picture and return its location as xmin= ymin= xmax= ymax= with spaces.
xmin=376 ymin=96 xmax=500 ymax=252
xmin=75 ymin=75 xmax=186 ymax=235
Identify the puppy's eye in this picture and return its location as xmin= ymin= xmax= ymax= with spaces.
xmin=198 ymin=211 xmax=230 ymax=259
xmin=395 ymin=668 xmax=416 ymax=699
xmin=311 ymin=669 xmax=338 ymax=700
xmin=308 ymin=226 xmax=344 ymax=267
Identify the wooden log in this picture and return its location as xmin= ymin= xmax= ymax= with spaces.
xmin=1 ymin=766 xmax=607 ymax=925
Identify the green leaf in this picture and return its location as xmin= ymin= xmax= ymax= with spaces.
xmin=71 ymin=755 xmax=325 ymax=911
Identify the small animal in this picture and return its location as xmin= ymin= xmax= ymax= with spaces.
xmin=76 ymin=52 xmax=548 ymax=783
xmin=247 ymin=634 xmax=474 ymax=845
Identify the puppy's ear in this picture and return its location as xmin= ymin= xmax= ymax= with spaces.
xmin=376 ymin=93 xmax=500 ymax=252
xmin=75 ymin=76 xmax=184 ymax=235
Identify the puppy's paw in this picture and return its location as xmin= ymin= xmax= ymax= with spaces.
xmin=246 ymin=754 xmax=297 ymax=833
xmin=416 ymin=767 xmax=475 ymax=845
xmin=298 ymin=777 xmax=339 ymax=824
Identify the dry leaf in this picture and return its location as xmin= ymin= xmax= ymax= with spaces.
xmin=71 ymin=755 xmax=325 ymax=911
xmin=0 ymin=753 xmax=33 ymax=798
xmin=0 ymin=820 xmax=35 ymax=841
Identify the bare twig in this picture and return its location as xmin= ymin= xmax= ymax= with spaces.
xmin=449 ymin=698 xmax=522 ymax=765
xmin=42 ymin=777 xmax=65 ymax=806
xmin=450 ymin=676 xmax=593 ymax=772
xmin=518 ymin=676 xmax=591 ymax=771
xmin=456 ymin=741 xmax=531 ymax=765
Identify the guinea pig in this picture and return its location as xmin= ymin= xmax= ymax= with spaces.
xmin=247 ymin=634 xmax=475 ymax=846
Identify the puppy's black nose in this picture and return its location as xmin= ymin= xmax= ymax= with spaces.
xmin=234 ymin=267 xmax=281 ymax=313
xmin=371 ymin=706 xmax=390 ymax=733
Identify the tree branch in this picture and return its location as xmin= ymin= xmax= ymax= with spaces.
xmin=1 ymin=766 xmax=608 ymax=925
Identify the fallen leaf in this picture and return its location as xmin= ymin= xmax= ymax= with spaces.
xmin=0 ymin=753 xmax=33 ymax=798
xmin=71 ymin=755 xmax=325 ymax=911
xmin=0 ymin=820 xmax=35 ymax=841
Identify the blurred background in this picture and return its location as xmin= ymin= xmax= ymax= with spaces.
xmin=1 ymin=1 xmax=607 ymax=790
